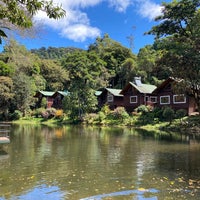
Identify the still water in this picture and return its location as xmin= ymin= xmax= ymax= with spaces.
xmin=0 ymin=125 xmax=200 ymax=200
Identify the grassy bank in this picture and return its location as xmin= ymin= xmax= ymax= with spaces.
xmin=11 ymin=113 xmax=200 ymax=137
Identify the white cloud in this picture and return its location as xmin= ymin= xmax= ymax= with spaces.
xmin=33 ymin=0 xmax=162 ymax=43
xmin=33 ymin=0 xmax=102 ymax=42
xmin=108 ymin=0 xmax=132 ymax=12
xmin=60 ymin=24 xmax=101 ymax=42
xmin=136 ymin=0 xmax=163 ymax=21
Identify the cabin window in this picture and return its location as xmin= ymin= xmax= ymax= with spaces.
xmin=150 ymin=96 xmax=157 ymax=103
xmin=173 ymin=94 xmax=186 ymax=104
xmin=130 ymin=96 xmax=137 ymax=103
xmin=107 ymin=94 xmax=113 ymax=102
xmin=160 ymin=96 xmax=170 ymax=105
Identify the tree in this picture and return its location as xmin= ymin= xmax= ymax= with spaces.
xmin=117 ymin=58 xmax=138 ymax=88
xmin=61 ymin=50 xmax=106 ymax=118
xmin=0 ymin=60 xmax=14 ymax=76
xmin=88 ymin=34 xmax=135 ymax=87
xmin=0 ymin=0 xmax=65 ymax=43
xmin=163 ymin=107 xmax=175 ymax=125
xmin=12 ymin=72 xmax=34 ymax=115
xmin=40 ymin=59 xmax=69 ymax=91
xmin=0 ymin=76 xmax=14 ymax=118
xmin=147 ymin=0 xmax=200 ymax=112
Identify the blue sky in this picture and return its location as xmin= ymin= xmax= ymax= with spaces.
xmin=3 ymin=0 xmax=170 ymax=54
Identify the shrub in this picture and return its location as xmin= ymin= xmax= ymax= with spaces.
xmin=176 ymin=109 xmax=187 ymax=119
xmin=9 ymin=110 xmax=22 ymax=120
xmin=55 ymin=109 xmax=64 ymax=118
xmin=41 ymin=107 xmax=57 ymax=119
xmin=162 ymin=107 xmax=175 ymax=124
xmin=136 ymin=105 xmax=149 ymax=114
xmin=33 ymin=108 xmax=46 ymax=118
xmin=84 ymin=113 xmax=98 ymax=124
xmin=97 ymin=111 xmax=106 ymax=123
xmin=101 ymin=104 xmax=111 ymax=115
xmin=112 ymin=107 xmax=129 ymax=121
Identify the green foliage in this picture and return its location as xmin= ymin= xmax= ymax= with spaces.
xmin=0 ymin=0 xmax=65 ymax=43
xmin=136 ymin=105 xmax=150 ymax=114
xmin=12 ymin=72 xmax=34 ymax=114
xmin=0 ymin=76 xmax=14 ymax=114
xmin=162 ymin=107 xmax=175 ymax=124
xmin=111 ymin=107 xmax=129 ymax=121
xmin=117 ymin=58 xmax=138 ymax=88
xmin=32 ymin=107 xmax=46 ymax=118
xmin=97 ymin=111 xmax=106 ymax=123
xmin=88 ymin=34 xmax=135 ymax=87
xmin=41 ymin=108 xmax=57 ymax=119
xmin=147 ymin=0 xmax=200 ymax=112
xmin=31 ymin=47 xmax=81 ymax=59
xmin=84 ymin=113 xmax=98 ymax=124
xmin=176 ymin=109 xmax=187 ymax=119
xmin=40 ymin=59 xmax=69 ymax=90
xmin=0 ymin=60 xmax=14 ymax=76
xmin=8 ymin=110 xmax=22 ymax=120
xmin=100 ymin=105 xmax=111 ymax=115
xmin=41 ymin=98 xmax=47 ymax=108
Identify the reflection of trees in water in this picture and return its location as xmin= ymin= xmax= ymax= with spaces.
xmin=1 ymin=125 xmax=200 ymax=199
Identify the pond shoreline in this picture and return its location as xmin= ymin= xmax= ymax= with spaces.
xmin=8 ymin=115 xmax=200 ymax=139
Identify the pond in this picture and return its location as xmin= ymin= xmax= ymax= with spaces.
xmin=0 ymin=124 xmax=200 ymax=199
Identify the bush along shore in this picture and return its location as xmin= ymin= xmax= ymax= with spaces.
xmin=10 ymin=105 xmax=200 ymax=138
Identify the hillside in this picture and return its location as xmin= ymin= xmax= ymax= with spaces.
xmin=30 ymin=46 xmax=83 ymax=59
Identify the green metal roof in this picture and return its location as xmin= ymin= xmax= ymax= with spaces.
xmin=106 ymin=88 xmax=123 ymax=97
xmin=39 ymin=91 xmax=55 ymax=96
xmin=95 ymin=91 xmax=103 ymax=96
xmin=57 ymin=91 xmax=69 ymax=96
xmin=129 ymin=82 xmax=156 ymax=94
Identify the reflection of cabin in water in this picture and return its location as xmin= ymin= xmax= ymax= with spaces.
xmin=0 ymin=124 xmax=10 ymax=145
xmin=34 ymin=90 xmax=69 ymax=109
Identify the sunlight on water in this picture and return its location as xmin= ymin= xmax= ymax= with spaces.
xmin=15 ymin=184 xmax=68 ymax=200
xmin=80 ymin=188 xmax=159 ymax=200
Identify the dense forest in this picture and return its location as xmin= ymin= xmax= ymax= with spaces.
xmin=0 ymin=0 xmax=200 ymax=121
xmin=0 ymin=34 xmax=168 ymax=120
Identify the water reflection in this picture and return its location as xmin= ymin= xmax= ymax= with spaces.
xmin=0 ymin=125 xmax=199 ymax=199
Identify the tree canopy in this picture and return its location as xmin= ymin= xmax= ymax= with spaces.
xmin=0 ymin=0 xmax=65 ymax=43
xmin=147 ymin=0 xmax=200 ymax=111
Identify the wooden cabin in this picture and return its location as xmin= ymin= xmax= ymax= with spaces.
xmin=34 ymin=91 xmax=55 ymax=108
xmin=52 ymin=91 xmax=69 ymax=109
xmin=96 ymin=88 xmax=123 ymax=110
xmin=34 ymin=90 xmax=69 ymax=109
xmin=120 ymin=77 xmax=157 ymax=112
xmin=152 ymin=77 xmax=197 ymax=115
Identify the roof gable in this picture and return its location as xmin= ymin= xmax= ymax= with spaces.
xmin=106 ymin=88 xmax=123 ymax=97
xmin=152 ymin=77 xmax=177 ymax=94
xmin=34 ymin=91 xmax=55 ymax=97
xmin=56 ymin=91 xmax=69 ymax=96
xmin=121 ymin=82 xmax=156 ymax=94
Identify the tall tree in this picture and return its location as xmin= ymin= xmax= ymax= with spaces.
xmin=147 ymin=0 xmax=200 ymax=112
xmin=40 ymin=59 xmax=69 ymax=91
xmin=88 ymin=34 xmax=135 ymax=87
xmin=117 ymin=58 xmax=138 ymax=88
xmin=0 ymin=76 xmax=14 ymax=118
xmin=0 ymin=0 xmax=65 ymax=43
xmin=61 ymin=50 xmax=107 ymax=118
